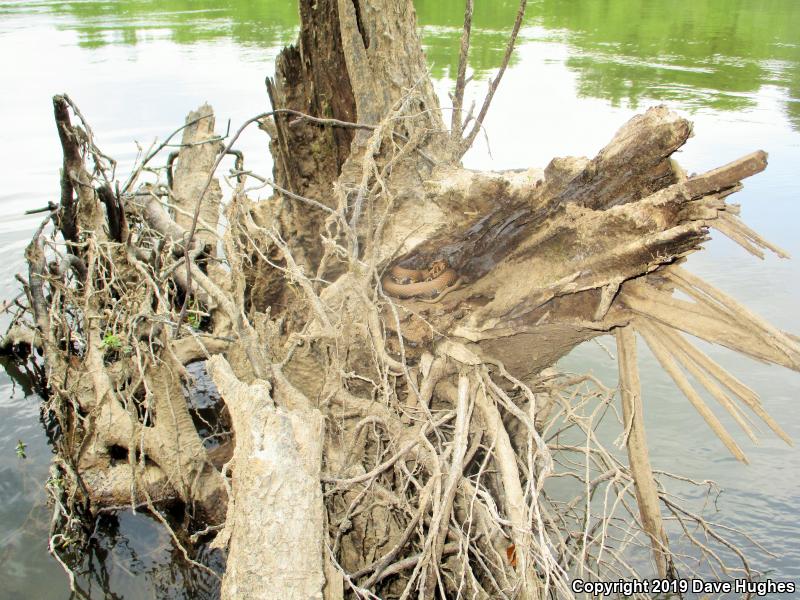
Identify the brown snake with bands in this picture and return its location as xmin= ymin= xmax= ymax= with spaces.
xmin=381 ymin=260 xmax=459 ymax=299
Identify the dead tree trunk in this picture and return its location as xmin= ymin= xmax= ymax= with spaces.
xmin=5 ymin=0 xmax=798 ymax=598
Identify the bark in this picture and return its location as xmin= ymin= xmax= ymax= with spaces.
xmin=207 ymin=356 xmax=325 ymax=600
xmin=252 ymin=0 xmax=449 ymax=312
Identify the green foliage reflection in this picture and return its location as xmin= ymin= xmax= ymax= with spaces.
xmin=537 ymin=0 xmax=800 ymax=126
xmin=26 ymin=0 xmax=300 ymax=50
xmin=8 ymin=0 xmax=799 ymax=128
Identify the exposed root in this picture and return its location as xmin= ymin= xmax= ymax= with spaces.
xmin=3 ymin=89 xmax=789 ymax=599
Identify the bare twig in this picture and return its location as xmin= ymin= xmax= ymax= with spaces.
xmin=450 ymin=0 xmax=474 ymax=141
xmin=459 ymin=0 xmax=528 ymax=157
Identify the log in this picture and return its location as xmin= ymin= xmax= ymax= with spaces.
xmin=375 ymin=108 xmax=774 ymax=378
xmin=207 ymin=356 xmax=326 ymax=600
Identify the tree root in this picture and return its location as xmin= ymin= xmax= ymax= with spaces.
xmin=3 ymin=79 xmax=793 ymax=599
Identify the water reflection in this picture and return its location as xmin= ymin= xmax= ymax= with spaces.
xmin=2 ymin=0 xmax=299 ymax=49
xmin=416 ymin=0 xmax=527 ymax=78
xmin=65 ymin=510 xmax=224 ymax=599
xmin=5 ymin=0 xmax=797 ymax=128
xmin=536 ymin=0 xmax=800 ymax=127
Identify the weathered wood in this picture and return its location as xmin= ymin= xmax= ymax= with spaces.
xmin=53 ymin=96 xmax=82 ymax=245
xmin=207 ymin=356 xmax=326 ymax=600
xmin=170 ymin=104 xmax=223 ymax=249
xmin=474 ymin=379 xmax=541 ymax=599
xmin=649 ymin=321 xmax=758 ymax=442
xmin=651 ymin=320 xmax=792 ymax=445
xmin=616 ymin=326 xmax=672 ymax=578
xmin=636 ymin=319 xmax=748 ymax=463
xmin=373 ymin=108 xmax=774 ymax=378
xmin=621 ymin=279 xmax=800 ymax=370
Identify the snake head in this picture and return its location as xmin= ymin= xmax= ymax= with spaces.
xmin=425 ymin=259 xmax=449 ymax=281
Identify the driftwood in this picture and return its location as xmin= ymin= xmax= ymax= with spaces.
xmin=3 ymin=0 xmax=798 ymax=598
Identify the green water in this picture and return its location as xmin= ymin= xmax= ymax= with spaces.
xmin=11 ymin=0 xmax=799 ymax=119
xmin=1 ymin=0 xmax=798 ymax=597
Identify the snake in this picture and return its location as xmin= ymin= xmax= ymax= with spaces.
xmin=381 ymin=259 xmax=459 ymax=300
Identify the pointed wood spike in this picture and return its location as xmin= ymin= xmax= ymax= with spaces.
xmin=718 ymin=212 xmax=791 ymax=259
xmin=650 ymin=322 xmax=759 ymax=443
xmin=616 ymin=325 xmax=672 ymax=578
xmin=636 ymin=319 xmax=749 ymax=464
xmin=684 ymin=150 xmax=767 ymax=197
xmin=622 ymin=280 xmax=797 ymax=370
xmin=668 ymin=267 xmax=800 ymax=368
xmin=651 ymin=320 xmax=793 ymax=446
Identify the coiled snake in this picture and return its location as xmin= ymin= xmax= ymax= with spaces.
xmin=381 ymin=259 xmax=460 ymax=300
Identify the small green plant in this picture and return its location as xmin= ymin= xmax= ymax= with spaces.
xmin=102 ymin=331 xmax=123 ymax=350
xmin=187 ymin=313 xmax=201 ymax=330
xmin=16 ymin=440 xmax=27 ymax=459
